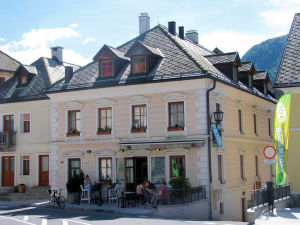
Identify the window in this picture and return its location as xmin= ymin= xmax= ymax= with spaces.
xmin=132 ymin=105 xmax=147 ymax=132
xmin=170 ymin=155 xmax=185 ymax=178
xmin=68 ymin=158 xmax=81 ymax=178
xmin=216 ymin=103 xmax=221 ymax=111
xmin=151 ymin=157 xmax=165 ymax=184
xmin=0 ymin=77 xmax=5 ymax=84
xmin=238 ymin=109 xmax=243 ymax=134
xmin=133 ymin=56 xmax=146 ymax=73
xmin=67 ymin=110 xmax=81 ymax=135
xmin=20 ymin=113 xmax=30 ymax=133
xmin=3 ymin=115 xmax=14 ymax=132
xmin=99 ymin=158 xmax=112 ymax=181
xmin=240 ymin=155 xmax=245 ymax=181
xmin=19 ymin=75 xmax=27 ymax=85
xmin=168 ymin=102 xmax=184 ymax=130
xmin=220 ymin=202 xmax=224 ymax=214
xmin=98 ymin=107 xmax=112 ymax=134
xmin=218 ymin=155 xmax=224 ymax=183
xmin=253 ymin=114 xmax=257 ymax=135
xmin=21 ymin=156 xmax=30 ymax=175
xmin=102 ymin=61 xmax=113 ymax=77
xmin=268 ymin=118 xmax=272 ymax=137
xmin=255 ymin=155 xmax=259 ymax=178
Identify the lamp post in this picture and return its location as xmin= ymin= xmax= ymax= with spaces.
xmin=213 ymin=109 xmax=224 ymax=134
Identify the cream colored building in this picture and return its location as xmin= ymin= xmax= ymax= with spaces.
xmin=46 ymin=17 xmax=276 ymax=221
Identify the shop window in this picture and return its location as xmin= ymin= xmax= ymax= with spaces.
xmin=170 ymin=155 xmax=185 ymax=178
xmin=151 ymin=157 xmax=165 ymax=184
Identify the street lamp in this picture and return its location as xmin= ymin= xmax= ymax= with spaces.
xmin=213 ymin=109 xmax=224 ymax=133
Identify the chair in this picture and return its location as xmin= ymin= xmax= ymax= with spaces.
xmin=80 ymin=185 xmax=90 ymax=205
xmin=108 ymin=184 xmax=119 ymax=205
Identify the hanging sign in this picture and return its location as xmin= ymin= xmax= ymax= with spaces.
xmin=212 ymin=123 xmax=222 ymax=147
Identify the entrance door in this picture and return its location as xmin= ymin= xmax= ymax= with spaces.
xmin=241 ymin=197 xmax=246 ymax=222
xmin=124 ymin=157 xmax=148 ymax=191
xmin=39 ymin=155 xmax=49 ymax=186
xmin=2 ymin=156 xmax=14 ymax=186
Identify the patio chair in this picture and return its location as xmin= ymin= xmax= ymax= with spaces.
xmin=80 ymin=185 xmax=90 ymax=205
xmin=108 ymin=184 xmax=119 ymax=205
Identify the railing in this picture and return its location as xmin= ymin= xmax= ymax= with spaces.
xmin=0 ymin=132 xmax=16 ymax=146
xmin=248 ymin=184 xmax=290 ymax=208
xmin=165 ymin=186 xmax=206 ymax=205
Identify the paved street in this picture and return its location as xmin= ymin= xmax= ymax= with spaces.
xmin=255 ymin=207 xmax=300 ymax=225
xmin=0 ymin=206 xmax=247 ymax=225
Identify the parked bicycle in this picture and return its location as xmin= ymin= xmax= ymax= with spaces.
xmin=48 ymin=189 xmax=66 ymax=209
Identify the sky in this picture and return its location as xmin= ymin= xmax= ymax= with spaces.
xmin=0 ymin=0 xmax=299 ymax=66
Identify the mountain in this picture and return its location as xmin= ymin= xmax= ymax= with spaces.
xmin=242 ymin=35 xmax=288 ymax=82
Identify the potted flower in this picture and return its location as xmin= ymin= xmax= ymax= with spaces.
xmin=168 ymin=124 xmax=184 ymax=131
xmin=131 ymin=125 xmax=147 ymax=133
xmin=66 ymin=129 xmax=80 ymax=137
xmin=97 ymin=127 xmax=112 ymax=135
xmin=17 ymin=184 xmax=26 ymax=193
xmin=66 ymin=170 xmax=85 ymax=204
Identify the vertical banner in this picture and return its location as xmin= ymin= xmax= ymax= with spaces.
xmin=274 ymin=93 xmax=292 ymax=186
xmin=212 ymin=123 xmax=222 ymax=147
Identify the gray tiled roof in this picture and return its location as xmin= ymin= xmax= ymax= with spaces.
xmin=254 ymin=71 xmax=268 ymax=81
xmin=275 ymin=13 xmax=300 ymax=87
xmin=0 ymin=51 xmax=20 ymax=72
xmin=204 ymin=52 xmax=238 ymax=65
xmin=106 ymin=46 xmax=129 ymax=61
xmin=239 ymin=62 xmax=253 ymax=72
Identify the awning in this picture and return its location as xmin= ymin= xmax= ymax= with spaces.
xmin=119 ymin=138 xmax=205 ymax=151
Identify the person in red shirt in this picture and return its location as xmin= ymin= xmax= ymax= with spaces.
xmin=151 ymin=181 xmax=169 ymax=208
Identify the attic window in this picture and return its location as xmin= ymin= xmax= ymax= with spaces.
xmin=102 ymin=61 xmax=113 ymax=77
xmin=19 ymin=75 xmax=27 ymax=85
xmin=134 ymin=48 xmax=144 ymax=55
xmin=133 ymin=55 xmax=146 ymax=74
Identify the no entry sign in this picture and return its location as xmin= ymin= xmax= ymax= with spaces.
xmin=263 ymin=145 xmax=276 ymax=159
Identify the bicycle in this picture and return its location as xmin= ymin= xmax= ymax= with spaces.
xmin=48 ymin=189 xmax=66 ymax=209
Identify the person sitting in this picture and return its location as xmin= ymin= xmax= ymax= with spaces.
xmin=142 ymin=181 xmax=154 ymax=204
xmin=151 ymin=181 xmax=169 ymax=208
xmin=136 ymin=183 xmax=144 ymax=204
xmin=84 ymin=175 xmax=91 ymax=191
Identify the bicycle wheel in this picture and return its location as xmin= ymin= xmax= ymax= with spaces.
xmin=58 ymin=196 xmax=66 ymax=209
xmin=49 ymin=196 xmax=56 ymax=208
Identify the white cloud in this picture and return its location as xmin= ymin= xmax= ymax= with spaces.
xmin=69 ymin=23 xmax=78 ymax=28
xmin=82 ymin=37 xmax=96 ymax=45
xmin=0 ymin=38 xmax=5 ymax=42
xmin=199 ymin=29 xmax=284 ymax=56
xmin=0 ymin=26 xmax=91 ymax=66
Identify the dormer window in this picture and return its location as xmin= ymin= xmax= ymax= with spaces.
xmin=102 ymin=61 xmax=113 ymax=77
xmin=133 ymin=55 xmax=146 ymax=74
xmin=19 ymin=75 xmax=27 ymax=85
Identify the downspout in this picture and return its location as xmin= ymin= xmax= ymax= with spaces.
xmin=206 ymin=78 xmax=216 ymax=220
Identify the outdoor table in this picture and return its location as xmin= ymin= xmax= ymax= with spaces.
xmin=123 ymin=191 xmax=136 ymax=208
xmin=91 ymin=183 xmax=102 ymax=206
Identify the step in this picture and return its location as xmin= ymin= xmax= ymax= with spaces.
xmin=0 ymin=187 xmax=14 ymax=193
xmin=0 ymin=192 xmax=49 ymax=201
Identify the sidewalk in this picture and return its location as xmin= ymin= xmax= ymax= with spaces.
xmin=255 ymin=208 xmax=300 ymax=224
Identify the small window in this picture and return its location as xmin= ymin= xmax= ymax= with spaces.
xmin=253 ymin=114 xmax=257 ymax=135
xmin=68 ymin=158 xmax=81 ymax=178
xmin=99 ymin=158 xmax=112 ymax=181
xmin=3 ymin=115 xmax=14 ymax=132
xmin=19 ymin=75 xmax=27 ymax=85
xmin=218 ymin=155 xmax=224 ymax=183
xmin=102 ymin=61 xmax=113 ymax=77
xmin=132 ymin=105 xmax=147 ymax=132
xmin=98 ymin=107 xmax=112 ymax=134
xmin=21 ymin=156 xmax=30 ymax=175
xmin=255 ymin=155 xmax=259 ymax=178
xmin=20 ymin=113 xmax=30 ymax=133
xmin=238 ymin=110 xmax=243 ymax=134
xmin=168 ymin=102 xmax=184 ymax=130
xmin=170 ymin=155 xmax=185 ymax=178
xmin=216 ymin=103 xmax=221 ymax=111
xmin=133 ymin=56 xmax=146 ymax=73
xmin=220 ymin=202 xmax=224 ymax=214
xmin=268 ymin=118 xmax=272 ymax=137
xmin=0 ymin=77 xmax=5 ymax=84
xmin=67 ymin=110 xmax=81 ymax=136
xmin=240 ymin=155 xmax=245 ymax=181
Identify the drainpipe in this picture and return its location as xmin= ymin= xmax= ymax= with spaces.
xmin=206 ymin=78 xmax=216 ymax=220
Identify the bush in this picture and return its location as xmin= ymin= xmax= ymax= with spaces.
xmin=66 ymin=170 xmax=85 ymax=193
xmin=169 ymin=176 xmax=191 ymax=191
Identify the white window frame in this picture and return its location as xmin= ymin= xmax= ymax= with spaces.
xmin=0 ymin=112 xmax=16 ymax=132
xmin=20 ymin=155 xmax=30 ymax=176
xmin=19 ymin=112 xmax=31 ymax=134
xmin=65 ymin=108 xmax=82 ymax=137
xmin=96 ymin=106 xmax=114 ymax=136
xmin=240 ymin=154 xmax=247 ymax=182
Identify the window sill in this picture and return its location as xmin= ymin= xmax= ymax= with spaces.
xmin=97 ymin=131 xmax=112 ymax=135
xmin=66 ymin=133 xmax=80 ymax=137
xmin=168 ymin=127 xmax=184 ymax=131
xmin=218 ymin=179 xmax=226 ymax=185
xmin=131 ymin=129 xmax=147 ymax=133
xmin=239 ymin=130 xmax=245 ymax=135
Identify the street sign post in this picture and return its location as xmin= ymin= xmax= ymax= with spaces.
xmin=263 ymin=145 xmax=277 ymax=182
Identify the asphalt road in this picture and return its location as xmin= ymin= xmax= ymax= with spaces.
xmin=0 ymin=206 xmax=247 ymax=225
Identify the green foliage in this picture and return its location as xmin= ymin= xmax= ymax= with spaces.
xmin=242 ymin=34 xmax=288 ymax=82
xmin=169 ymin=176 xmax=191 ymax=190
xmin=66 ymin=170 xmax=85 ymax=193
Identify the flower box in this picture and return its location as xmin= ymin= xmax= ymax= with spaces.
xmin=67 ymin=133 xmax=80 ymax=137
xmin=168 ymin=126 xmax=184 ymax=131
xmin=131 ymin=127 xmax=147 ymax=133
xmin=97 ymin=130 xmax=111 ymax=135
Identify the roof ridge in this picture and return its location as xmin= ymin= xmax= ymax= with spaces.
xmin=205 ymin=51 xmax=238 ymax=57
xmin=42 ymin=57 xmax=81 ymax=67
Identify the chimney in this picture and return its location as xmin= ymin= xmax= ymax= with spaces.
xmin=65 ymin=66 xmax=73 ymax=83
xmin=186 ymin=30 xmax=198 ymax=44
xmin=168 ymin=21 xmax=176 ymax=35
xmin=139 ymin=13 xmax=150 ymax=35
xmin=50 ymin=46 xmax=63 ymax=64
xmin=179 ymin=26 xmax=184 ymax=39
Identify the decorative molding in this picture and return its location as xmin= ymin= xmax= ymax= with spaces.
xmin=163 ymin=92 xmax=187 ymax=101
xmin=252 ymin=105 xmax=258 ymax=113
xmin=127 ymin=95 xmax=150 ymax=104
xmin=239 ymin=148 xmax=246 ymax=154
xmin=254 ymin=148 xmax=260 ymax=154
xmin=164 ymin=148 xmax=188 ymax=153
xmin=93 ymin=149 xmax=116 ymax=156
xmin=128 ymin=150 xmax=150 ymax=156
xmin=63 ymin=101 xmax=83 ymax=109
xmin=266 ymin=109 xmax=273 ymax=115
xmin=214 ymin=94 xmax=224 ymax=102
xmin=94 ymin=98 xmax=115 ymax=107
xmin=215 ymin=147 xmax=226 ymax=153
xmin=236 ymin=101 xmax=245 ymax=109
xmin=64 ymin=150 xmax=84 ymax=157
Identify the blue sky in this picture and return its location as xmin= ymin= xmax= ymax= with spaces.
xmin=0 ymin=0 xmax=299 ymax=66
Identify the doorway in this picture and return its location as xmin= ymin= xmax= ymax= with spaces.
xmin=125 ymin=157 xmax=148 ymax=191
xmin=39 ymin=155 xmax=49 ymax=186
xmin=241 ymin=197 xmax=246 ymax=222
xmin=2 ymin=156 xmax=14 ymax=186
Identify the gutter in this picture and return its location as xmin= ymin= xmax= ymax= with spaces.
xmin=206 ymin=78 xmax=216 ymax=221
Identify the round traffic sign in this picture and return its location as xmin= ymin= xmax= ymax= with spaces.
xmin=263 ymin=145 xmax=276 ymax=159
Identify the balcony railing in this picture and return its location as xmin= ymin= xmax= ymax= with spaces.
xmin=248 ymin=184 xmax=290 ymax=208
xmin=165 ymin=186 xmax=206 ymax=205
xmin=0 ymin=132 xmax=16 ymax=146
